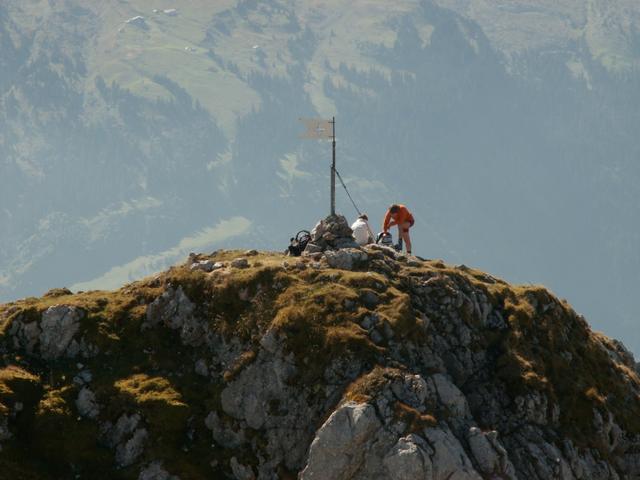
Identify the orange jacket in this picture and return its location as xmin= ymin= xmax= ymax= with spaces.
xmin=383 ymin=205 xmax=414 ymax=232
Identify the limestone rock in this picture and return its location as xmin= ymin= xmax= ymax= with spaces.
xmin=4 ymin=249 xmax=640 ymax=478
xmin=9 ymin=318 xmax=41 ymax=355
xmin=144 ymin=286 xmax=207 ymax=346
xmin=467 ymin=427 xmax=517 ymax=479
xmin=116 ymin=428 xmax=148 ymax=468
xmin=430 ymin=373 xmax=469 ymax=418
xmin=308 ymin=215 xmax=359 ymax=252
xmin=204 ymin=411 xmax=245 ymax=448
xmin=230 ymin=457 xmax=255 ymax=480
xmin=138 ymin=461 xmax=180 ymax=480
xmin=300 ymin=402 xmax=382 ymax=479
xmin=190 ymin=259 xmax=216 ymax=272
xmin=383 ymin=434 xmax=434 ymax=480
xmin=101 ymin=413 xmax=148 ymax=467
xmin=76 ymin=387 xmax=100 ymax=419
xmin=39 ymin=305 xmax=84 ymax=360
xmin=102 ymin=413 xmax=141 ymax=447
xmin=231 ymin=258 xmax=249 ymax=269
xmin=324 ymin=248 xmax=368 ymax=270
xmin=145 ymin=286 xmax=194 ymax=330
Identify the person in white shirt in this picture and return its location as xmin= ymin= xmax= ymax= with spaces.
xmin=351 ymin=214 xmax=374 ymax=246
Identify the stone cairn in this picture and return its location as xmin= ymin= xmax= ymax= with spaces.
xmin=303 ymin=214 xmax=360 ymax=254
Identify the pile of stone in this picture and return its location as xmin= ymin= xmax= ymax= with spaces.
xmin=303 ymin=214 xmax=359 ymax=254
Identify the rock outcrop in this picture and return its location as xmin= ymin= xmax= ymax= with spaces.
xmin=304 ymin=214 xmax=360 ymax=254
xmin=1 ymin=248 xmax=640 ymax=479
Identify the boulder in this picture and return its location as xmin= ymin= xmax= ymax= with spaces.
xmin=116 ymin=428 xmax=148 ymax=468
xmin=231 ymin=258 xmax=249 ymax=269
xmin=76 ymin=387 xmax=100 ymax=419
xmin=300 ymin=402 xmax=382 ymax=479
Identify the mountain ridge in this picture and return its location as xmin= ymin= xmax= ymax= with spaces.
xmin=2 ymin=0 xmax=640 ymax=355
xmin=1 ymin=245 xmax=640 ymax=479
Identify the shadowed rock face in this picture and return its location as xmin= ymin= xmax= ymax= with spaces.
xmin=0 ymin=248 xmax=639 ymax=479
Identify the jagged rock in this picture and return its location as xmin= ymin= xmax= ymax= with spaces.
xmin=309 ymin=215 xmax=358 ymax=252
xmin=230 ymin=457 xmax=255 ymax=480
xmin=300 ymin=402 xmax=382 ymax=479
xmin=324 ymin=248 xmax=368 ymax=270
xmin=423 ymin=426 xmax=483 ymax=479
xmin=366 ymin=243 xmax=399 ymax=258
xmin=144 ymin=286 xmax=208 ymax=346
xmin=116 ymin=428 xmax=148 ymax=467
xmin=102 ymin=413 xmax=142 ymax=448
xmin=383 ymin=434 xmax=434 ymax=480
xmin=221 ymin=354 xmax=297 ymax=430
xmin=138 ymin=461 xmax=180 ymax=480
xmin=145 ymin=286 xmax=193 ymax=329
xmin=39 ymin=305 xmax=83 ymax=360
xmin=9 ymin=318 xmax=41 ymax=354
xmin=76 ymin=387 xmax=100 ymax=419
xmin=360 ymin=290 xmax=380 ymax=308
xmin=4 ymin=249 xmax=640 ymax=478
xmin=190 ymin=259 xmax=216 ymax=272
xmin=205 ymin=411 xmax=245 ymax=448
xmin=231 ymin=258 xmax=249 ymax=269
xmin=514 ymin=392 xmax=549 ymax=425
xmin=467 ymin=427 xmax=517 ymax=479
xmin=99 ymin=413 xmax=149 ymax=467
xmin=360 ymin=314 xmax=378 ymax=330
xmin=429 ymin=373 xmax=469 ymax=418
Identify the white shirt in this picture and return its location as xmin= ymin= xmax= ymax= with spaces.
xmin=351 ymin=218 xmax=373 ymax=246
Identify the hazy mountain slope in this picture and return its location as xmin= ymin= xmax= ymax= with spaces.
xmin=1 ymin=248 xmax=640 ymax=478
xmin=1 ymin=0 xmax=640 ymax=353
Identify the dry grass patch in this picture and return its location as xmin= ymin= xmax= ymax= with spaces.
xmin=482 ymin=282 xmax=640 ymax=443
xmin=114 ymin=374 xmax=185 ymax=407
xmin=394 ymin=402 xmax=437 ymax=433
xmin=344 ymin=366 xmax=401 ymax=403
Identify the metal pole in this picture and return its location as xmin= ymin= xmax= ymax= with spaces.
xmin=331 ymin=116 xmax=336 ymax=216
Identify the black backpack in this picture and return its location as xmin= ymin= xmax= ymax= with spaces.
xmin=287 ymin=230 xmax=311 ymax=256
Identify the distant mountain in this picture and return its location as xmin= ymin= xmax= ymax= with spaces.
xmin=2 ymin=247 xmax=640 ymax=478
xmin=1 ymin=0 xmax=640 ymax=352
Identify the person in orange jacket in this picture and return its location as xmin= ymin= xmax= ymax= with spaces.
xmin=382 ymin=204 xmax=414 ymax=255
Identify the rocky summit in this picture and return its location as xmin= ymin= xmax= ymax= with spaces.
xmin=1 ymin=247 xmax=640 ymax=479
